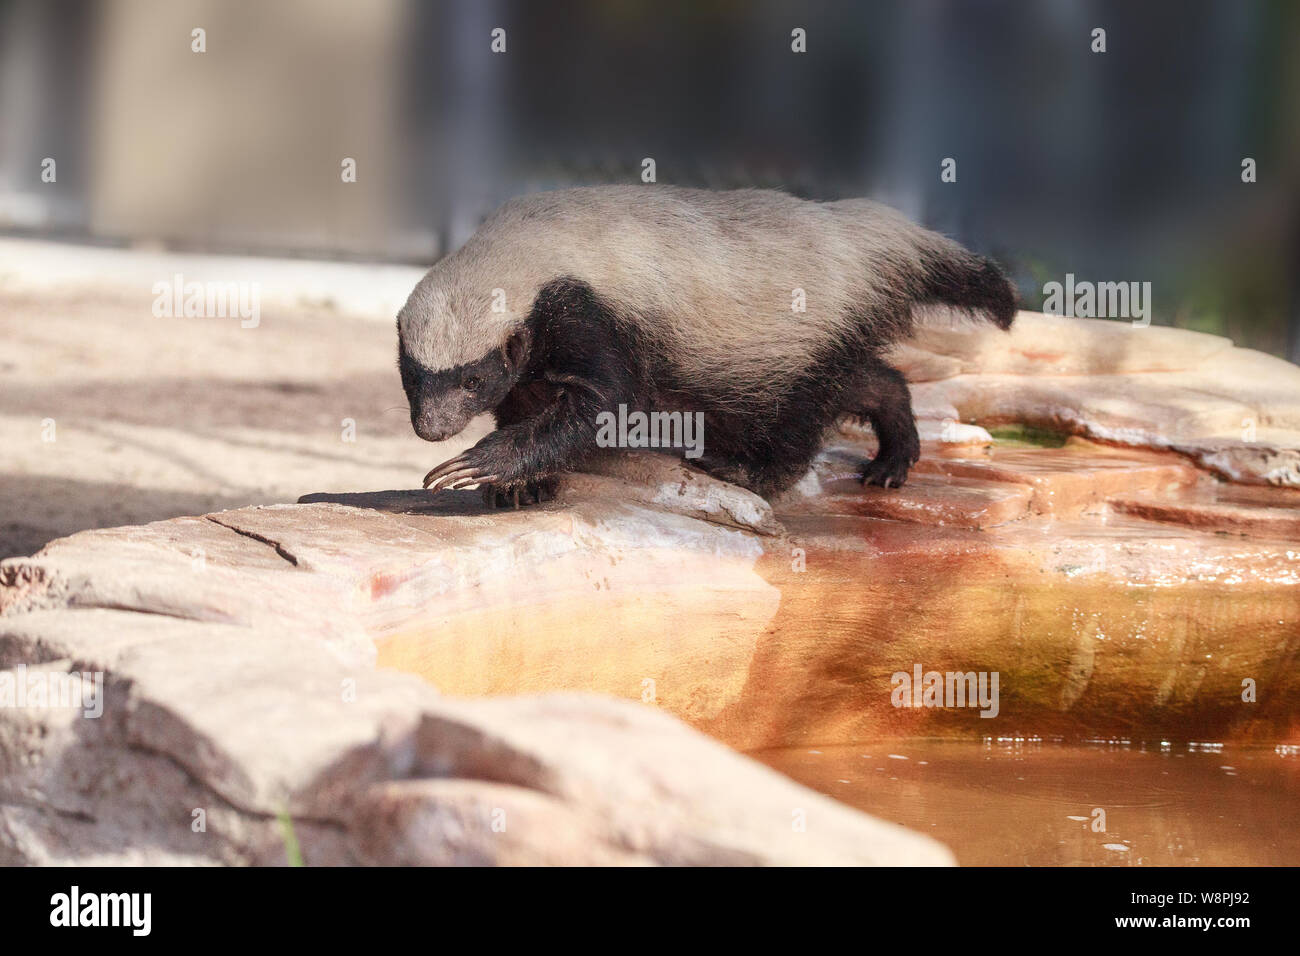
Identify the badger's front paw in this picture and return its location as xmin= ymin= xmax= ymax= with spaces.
xmin=423 ymin=433 xmax=518 ymax=493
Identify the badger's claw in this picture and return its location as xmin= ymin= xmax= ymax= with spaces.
xmin=861 ymin=450 xmax=914 ymax=490
xmin=423 ymin=433 xmax=556 ymax=504
xmin=481 ymin=476 xmax=559 ymax=509
xmin=423 ymin=453 xmax=499 ymax=494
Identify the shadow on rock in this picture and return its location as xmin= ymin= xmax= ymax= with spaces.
xmin=298 ymin=488 xmax=500 ymax=517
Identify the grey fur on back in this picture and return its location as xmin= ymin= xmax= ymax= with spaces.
xmin=398 ymin=185 xmax=984 ymax=404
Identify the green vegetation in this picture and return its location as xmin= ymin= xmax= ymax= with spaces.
xmin=278 ymin=807 xmax=304 ymax=867
xmin=987 ymin=424 xmax=1070 ymax=449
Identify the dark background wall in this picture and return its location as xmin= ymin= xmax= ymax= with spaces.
xmin=2 ymin=0 xmax=1297 ymax=357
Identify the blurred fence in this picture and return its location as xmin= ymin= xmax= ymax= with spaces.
xmin=1 ymin=0 xmax=1297 ymax=357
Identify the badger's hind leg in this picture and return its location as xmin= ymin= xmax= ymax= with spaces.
xmin=694 ymin=387 xmax=842 ymax=500
xmin=847 ymin=358 xmax=921 ymax=489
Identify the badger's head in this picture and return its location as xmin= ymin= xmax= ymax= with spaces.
xmin=396 ymin=276 xmax=531 ymax=442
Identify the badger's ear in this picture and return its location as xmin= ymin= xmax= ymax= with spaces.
xmin=503 ymin=328 xmax=530 ymax=372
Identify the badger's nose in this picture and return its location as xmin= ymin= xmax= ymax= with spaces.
xmin=416 ymin=425 xmax=452 ymax=442
xmin=415 ymin=403 xmax=471 ymax=442
xmin=412 ymin=411 xmax=450 ymax=443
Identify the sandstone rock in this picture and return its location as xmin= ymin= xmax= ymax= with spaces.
xmin=916 ymin=373 xmax=1256 ymax=444
xmin=784 ymin=462 xmax=1034 ymax=530
xmin=842 ymin=416 xmax=993 ymax=451
xmin=0 ymin=515 xmax=377 ymax=669
xmin=1181 ymin=345 xmax=1300 ymax=431
xmin=917 ymin=372 xmax=1300 ymax=486
xmin=910 ymin=310 xmax=1233 ymax=376
xmin=886 ymin=342 xmax=965 ymax=382
xmin=289 ymin=491 xmax=781 ymax=728
xmin=556 ymin=450 xmax=782 ymax=536
xmin=1188 ymin=439 xmax=1300 ymax=487
xmin=6 ymin=423 xmax=1298 ymax=766
xmin=899 ymin=312 xmax=1300 ymax=487
xmin=398 ymin=693 xmax=951 ymax=866
xmin=1110 ymin=483 xmax=1300 ymax=538
xmin=0 ymin=607 xmax=951 ymax=866
xmin=913 ymin=439 xmax=1199 ymax=516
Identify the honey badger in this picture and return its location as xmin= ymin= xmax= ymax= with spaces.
xmin=398 ymin=185 xmax=1016 ymax=505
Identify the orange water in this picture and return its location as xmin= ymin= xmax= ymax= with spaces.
xmin=753 ymin=739 xmax=1300 ymax=865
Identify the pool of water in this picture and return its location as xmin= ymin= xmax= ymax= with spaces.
xmin=753 ymin=739 xmax=1300 ymax=866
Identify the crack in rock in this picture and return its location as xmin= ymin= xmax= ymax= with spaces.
xmin=205 ymin=516 xmax=301 ymax=567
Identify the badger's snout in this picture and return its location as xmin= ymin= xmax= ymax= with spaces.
xmin=400 ymin=342 xmax=479 ymax=443
xmin=410 ymin=401 xmax=472 ymax=443
xmin=399 ymin=320 xmax=521 ymax=444
xmin=411 ymin=412 xmax=448 ymax=442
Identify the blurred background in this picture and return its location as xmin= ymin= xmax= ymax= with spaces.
xmin=1 ymin=0 xmax=1298 ymax=356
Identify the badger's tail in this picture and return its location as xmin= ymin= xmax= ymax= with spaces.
xmin=913 ymin=243 xmax=1018 ymax=331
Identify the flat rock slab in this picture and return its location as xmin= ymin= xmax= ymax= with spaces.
xmin=5 ymin=432 xmax=1298 ymax=763
xmin=913 ymin=441 xmax=1199 ymax=516
xmin=0 ymin=463 xmax=954 ymax=865
xmin=350 ymin=441 xmax=1300 ymax=749
xmin=1110 ymin=483 xmax=1300 ymax=538
xmin=790 ymin=471 xmax=1035 ymax=530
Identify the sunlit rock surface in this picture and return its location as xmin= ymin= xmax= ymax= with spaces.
xmin=0 ymin=599 xmax=947 ymax=865
xmin=899 ymin=311 xmax=1300 ymax=486
xmin=0 ymin=479 xmax=944 ymax=864
xmin=2 ymin=311 xmax=1298 ymax=864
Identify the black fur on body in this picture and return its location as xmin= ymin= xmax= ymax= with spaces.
xmin=399 ymin=190 xmax=1017 ymax=506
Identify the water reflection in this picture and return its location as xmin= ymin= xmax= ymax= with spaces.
xmin=754 ymin=739 xmax=1300 ymax=866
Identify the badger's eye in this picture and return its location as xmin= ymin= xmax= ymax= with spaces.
xmin=462 ymin=375 xmax=482 ymax=392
